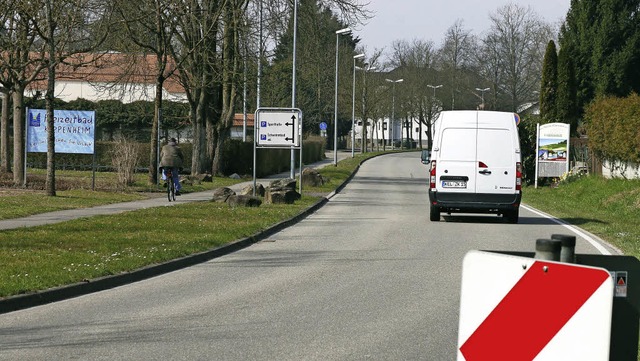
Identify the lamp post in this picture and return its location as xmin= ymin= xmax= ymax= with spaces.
xmin=290 ymin=0 xmax=299 ymax=179
xmin=333 ymin=27 xmax=351 ymax=166
xmin=475 ymin=87 xmax=490 ymax=109
xmin=356 ymin=64 xmax=376 ymax=153
xmin=352 ymin=53 xmax=365 ymax=158
xmin=427 ymin=84 xmax=442 ymax=98
xmin=386 ymin=79 xmax=403 ymax=149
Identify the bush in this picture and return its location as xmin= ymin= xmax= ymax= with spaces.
xmin=110 ymin=137 xmax=140 ymax=187
xmin=585 ymin=93 xmax=640 ymax=164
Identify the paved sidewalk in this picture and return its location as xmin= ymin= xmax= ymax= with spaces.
xmin=0 ymin=151 xmax=352 ymax=231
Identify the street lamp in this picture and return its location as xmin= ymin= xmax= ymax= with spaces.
xmin=356 ymin=65 xmax=376 ymax=153
xmin=333 ymin=27 xmax=351 ymax=166
xmin=352 ymin=53 xmax=365 ymax=158
xmin=476 ymin=87 xmax=490 ymax=109
xmin=386 ymin=79 xmax=403 ymax=149
xmin=427 ymin=84 xmax=442 ymax=98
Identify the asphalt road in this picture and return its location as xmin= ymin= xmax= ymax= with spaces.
xmin=0 ymin=152 xmax=617 ymax=360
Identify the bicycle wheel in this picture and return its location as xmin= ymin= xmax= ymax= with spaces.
xmin=166 ymin=170 xmax=174 ymax=201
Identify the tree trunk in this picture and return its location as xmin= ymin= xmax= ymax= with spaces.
xmin=190 ymin=95 xmax=207 ymax=174
xmin=45 ymin=0 xmax=56 ymax=196
xmin=12 ymin=87 xmax=25 ymax=186
xmin=149 ymin=78 xmax=163 ymax=184
xmin=1 ymin=91 xmax=9 ymax=173
xmin=212 ymin=1 xmax=240 ymax=176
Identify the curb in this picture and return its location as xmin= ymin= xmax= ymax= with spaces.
xmin=0 ymin=154 xmax=376 ymax=314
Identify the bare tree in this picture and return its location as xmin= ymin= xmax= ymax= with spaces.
xmin=0 ymin=2 xmax=47 ymax=186
xmin=168 ymin=0 xmax=225 ymax=175
xmin=388 ymin=39 xmax=438 ymax=149
xmin=0 ymin=86 xmax=9 ymax=173
xmin=437 ymin=19 xmax=473 ymax=110
xmin=113 ymin=0 xmax=178 ymax=184
xmin=212 ymin=0 xmax=247 ymax=175
xmin=0 ymin=0 xmax=111 ymax=190
xmin=34 ymin=0 xmax=113 ymax=195
xmin=483 ymin=4 xmax=553 ymax=111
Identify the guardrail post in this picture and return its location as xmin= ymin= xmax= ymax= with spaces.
xmin=534 ymin=238 xmax=561 ymax=261
xmin=552 ymin=234 xmax=576 ymax=263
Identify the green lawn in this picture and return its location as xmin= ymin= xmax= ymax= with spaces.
xmin=0 ymin=153 xmax=381 ymax=298
xmin=523 ymin=176 xmax=640 ymax=256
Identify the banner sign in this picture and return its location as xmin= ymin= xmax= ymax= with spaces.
xmin=27 ymin=109 xmax=96 ymax=154
xmin=536 ymin=123 xmax=570 ymax=179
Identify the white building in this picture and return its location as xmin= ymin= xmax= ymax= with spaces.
xmin=27 ymin=52 xmax=186 ymax=104
xmin=352 ymin=116 xmax=430 ymax=148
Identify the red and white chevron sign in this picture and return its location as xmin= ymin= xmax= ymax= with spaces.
xmin=457 ymin=251 xmax=614 ymax=361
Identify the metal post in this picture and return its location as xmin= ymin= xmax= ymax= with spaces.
xmin=534 ymin=238 xmax=561 ymax=261
xmin=391 ymin=83 xmax=396 ymax=148
xmin=552 ymin=234 xmax=576 ymax=263
xmin=334 ymin=28 xmax=351 ymax=166
xmin=352 ymin=54 xmax=364 ymax=158
xmin=257 ymin=0 xmax=262 ymax=110
xmin=290 ymin=0 xmax=298 ymax=179
xmin=475 ymin=87 xmax=490 ymax=109
xmin=387 ymin=79 xmax=404 ymax=148
xmin=243 ymin=26 xmax=247 ymax=142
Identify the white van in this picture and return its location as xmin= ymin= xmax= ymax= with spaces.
xmin=428 ymin=110 xmax=522 ymax=223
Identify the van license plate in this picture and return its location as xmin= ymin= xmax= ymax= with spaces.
xmin=442 ymin=180 xmax=466 ymax=188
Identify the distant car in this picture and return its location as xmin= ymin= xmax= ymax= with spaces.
xmin=420 ymin=149 xmax=431 ymax=164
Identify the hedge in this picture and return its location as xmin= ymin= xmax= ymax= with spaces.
xmin=25 ymin=136 xmax=326 ymax=178
xmin=585 ymin=94 xmax=640 ymax=163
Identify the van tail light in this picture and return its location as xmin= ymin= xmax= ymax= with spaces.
xmin=430 ymin=160 xmax=437 ymax=189
xmin=516 ymin=162 xmax=522 ymax=191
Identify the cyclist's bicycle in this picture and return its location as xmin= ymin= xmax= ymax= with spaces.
xmin=164 ymin=168 xmax=176 ymax=202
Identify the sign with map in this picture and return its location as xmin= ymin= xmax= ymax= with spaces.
xmin=535 ymin=123 xmax=570 ymax=182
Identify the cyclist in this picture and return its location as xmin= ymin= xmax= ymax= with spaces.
xmin=160 ymin=137 xmax=184 ymax=195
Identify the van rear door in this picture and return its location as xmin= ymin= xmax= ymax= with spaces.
xmin=475 ymin=113 xmax=517 ymax=194
xmin=436 ymin=114 xmax=478 ymax=193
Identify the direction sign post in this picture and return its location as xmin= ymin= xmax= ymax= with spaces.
xmin=256 ymin=108 xmax=301 ymax=148
xmin=252 ymin=108 xmax=303 ymax=196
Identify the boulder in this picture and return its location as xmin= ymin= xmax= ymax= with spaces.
xmin=265 ymin=187 xmax=301 ymax=204
xmin=301 ymin=167 xmax=326 ymax=187
xmin=226 ymin=194 xmax=262 ymax=207
xmin=269 ymin=178 xmax=297 ymax=189
xmin=211 ymin=187 xmax=235 ymax=203
xmin=229 ymin=173 xmax=242 ymax=179
xmin=239 ymin=183 xmax=265 ymax=197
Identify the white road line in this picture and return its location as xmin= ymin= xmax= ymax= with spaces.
xmin=521 ymin=204 xmax=614 ymax=255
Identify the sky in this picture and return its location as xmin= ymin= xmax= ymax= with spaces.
xmin=355 ymin=0 xmax=571 ymax=53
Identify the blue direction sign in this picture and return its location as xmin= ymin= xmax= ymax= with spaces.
xmin=255 ymin=108 xmax=302 ymax=147
xmin=319 ymin=121 xmax=327 ymax=131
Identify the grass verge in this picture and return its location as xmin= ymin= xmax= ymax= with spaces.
xmin=522 ymin=176 xmax=640 ymax=257
xmin=0 ymin=152 xmax=382 ymax=298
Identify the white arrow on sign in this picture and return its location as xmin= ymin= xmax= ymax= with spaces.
xmin=457 ymin=250 xmax=613 ymax=361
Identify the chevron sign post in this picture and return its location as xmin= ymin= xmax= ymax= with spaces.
xmin=457 ymin=251 xmax=614 ymax=361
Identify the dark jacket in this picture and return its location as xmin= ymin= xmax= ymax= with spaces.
xmin=159 ymin=141 xmax=184 ymax=168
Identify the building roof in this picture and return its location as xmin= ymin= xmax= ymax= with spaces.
xmin=28 ymin=52 xmax=185 ymax=96
xmin=233 ymin=113 xmax=254 ymax=127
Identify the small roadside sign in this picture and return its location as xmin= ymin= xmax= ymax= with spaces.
xmin=255 ymin=108 xmax=301 ymax=148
